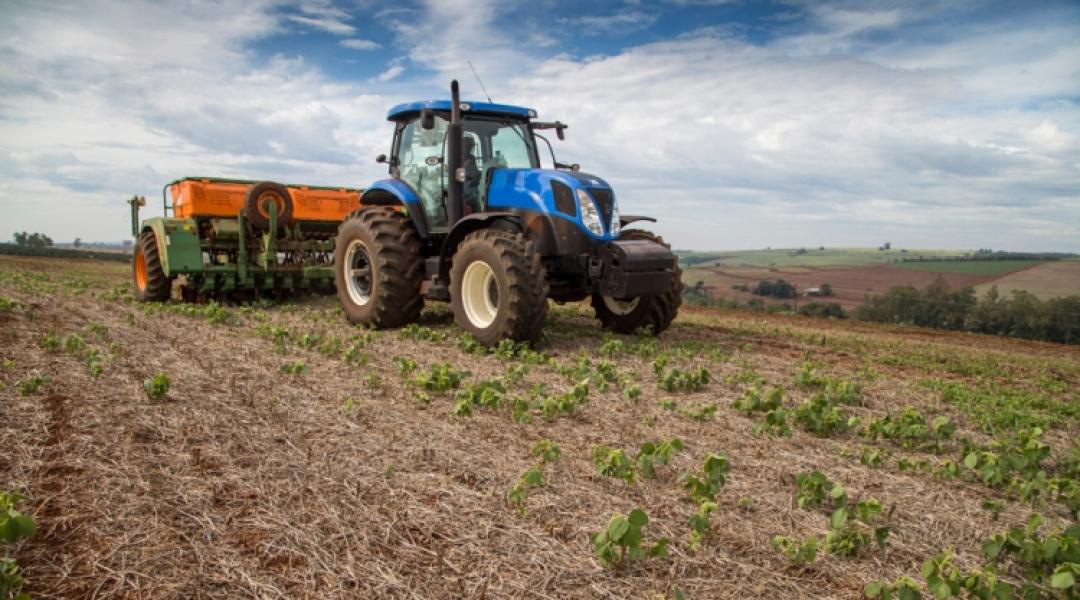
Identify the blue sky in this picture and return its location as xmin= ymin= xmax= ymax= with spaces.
xmin=1 ymin=0 xmax=1078 ymax=251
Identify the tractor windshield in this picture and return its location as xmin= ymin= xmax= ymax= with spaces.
xmin=463 ymin=117 xmax=539 ymax=170
xmin=393 ymin=113 xmax=540 ymax=232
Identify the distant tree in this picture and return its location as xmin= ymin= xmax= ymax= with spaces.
xmin=819 ymin=283 xmax=833 ymax=297
xmin=73 ymin=237 xmax=82 ymax=248
xmin=14 ymin=232 xmax=52 ymax=248
xmin=884 ymin=242 xmax=891 ymax=250
xmin=799 ymin=302 xmax=845 ymax=319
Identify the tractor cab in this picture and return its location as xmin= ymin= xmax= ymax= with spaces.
xmin=383 ymin=100 xmax=541 ymax=231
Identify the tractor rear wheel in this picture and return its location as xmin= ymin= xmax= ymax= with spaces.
xmin=450 ymin=229 xmax=548 ymax=345
xmin=244 ymin=181 xmax=294 ymax=231
xmin=591 ymin=229 xmax=682 ymax=335
xmin=133 ymin=231 xmax=172 ymax=302
xmin=334 ymin=208 xmax=424 ymax=328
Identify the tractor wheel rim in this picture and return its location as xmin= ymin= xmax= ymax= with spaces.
xmin=345 ymin=240 xmax=373 ymax=306
xmin=134 ymin=251 xmax=148 ymax=290
xmin=257 ymin=192 xmax=285 ymax=218
xmin=602 ymin=295 xmax=639 ymax=316
xmin=462 ymin=260 xmax=498 ymax=329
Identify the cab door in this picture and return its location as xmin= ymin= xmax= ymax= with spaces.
xmin=394 ymin=116 xmax=449 ymax=232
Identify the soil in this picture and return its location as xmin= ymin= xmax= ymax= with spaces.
xmin=1 ymin=255 xmax=1077 ymax=599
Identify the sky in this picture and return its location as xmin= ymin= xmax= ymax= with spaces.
xmin=0 ymin=0 xmax=1078 ymax=251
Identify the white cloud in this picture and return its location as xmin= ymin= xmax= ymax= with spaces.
xmin=340 ymin=38 xmax=381 ymax=50
xmin=564 ymin=11 xmax=658 ymax=34
xmin=375 ymin=60 xmax=405 ymax=82
xmin=286 ymin=0 xmax=355 ymax=35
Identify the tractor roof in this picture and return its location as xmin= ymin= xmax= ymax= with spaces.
xmin=386 ymin=99 xmax=535 ymax=121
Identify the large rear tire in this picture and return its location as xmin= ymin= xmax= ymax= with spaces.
xmin=591 ymin=229 xmax=682 ymax=335
xmin=334 ymin=208 xmax=424 ymax=328
xmin=450 ymin=229 xmax=548 ymax=345
xmin=244 ymin=181 xmax=294 ymax=231
xmin=133 ymin=231 xmax=172 ymax=302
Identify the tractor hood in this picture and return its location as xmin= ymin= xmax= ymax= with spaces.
xmin=485 ymin=168 xmax=619 ymax=241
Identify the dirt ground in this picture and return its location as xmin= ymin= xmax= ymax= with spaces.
xmin=974 ymin=260 xmax=1080 ymax=300
xmin=693 ymin=264 xmax=1033 ymax=310
xmin=1 ymin=256 xmax=1077 ymax=599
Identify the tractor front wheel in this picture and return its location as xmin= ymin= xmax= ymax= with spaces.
xmin=591 ymin=229 xmax=682 ymax=335
xmin=133 ymin=231 xmax=172 ymax=301
xmin=334 ymin=208 xmax=424 ymax=328
xmin=450 ymin=229 xmax=548 ymax=345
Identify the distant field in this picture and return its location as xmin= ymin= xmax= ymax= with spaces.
xmin=974 ymin=260 xmax=1080 ymax=299
xmin=893 ymin=260 xmax=1042 ymax=275
xmin=677 ymin=247 xmax=959 ymax=269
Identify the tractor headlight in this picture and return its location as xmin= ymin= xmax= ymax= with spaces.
xmin=576 ymin=188 xmax=604 ymax=236
xmin=609 ymin=198 xmax=621 ymax=237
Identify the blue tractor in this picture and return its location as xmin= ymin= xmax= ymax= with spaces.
xmin=334 ymin=81 xmax=682 ymax=344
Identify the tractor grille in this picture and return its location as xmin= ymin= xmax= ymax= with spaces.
xmin=551 ymin=180 xmax=575 ymax=216
xmin=589 ymin=188 xmax=614 ymax=227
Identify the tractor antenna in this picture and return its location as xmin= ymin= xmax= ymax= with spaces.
xmin=468 ymin=61 xmax=493 ymax=103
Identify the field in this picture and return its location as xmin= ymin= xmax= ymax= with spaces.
xmin=684 ymin=264 xmax=1009 ymax=310
xmin=892 ymin=260 xmax=1043 ymax=276
xmin=677 ymin=248 xmax=962 ymax=269
xmin=2 ymin=255 xmax=1079 ymax=599
xmin=974 ymin=260 xmax=1080 ymax=299
xmin=680 ymin=248 xmax=1078 ymax=310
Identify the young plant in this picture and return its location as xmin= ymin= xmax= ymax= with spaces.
xmin=0 ymin=492 xmax=37 ymax=544
xmin=453 ymin=379 xmax=504 ymax=416
xmin=658 ymin=366 xmax=711 ymax=393
xmin=280 ymin=361 xmax=307 ymax=375
xmin=399 ymin=323 xmax=446 ymax=342
xmin=635 ymin=438 xmax=684 ymax=479
xmin=688 ymin=501 xmax=717 ymax=551
xmin=143 ymin=373 xmax=170 ymax=400
xmin=531 ymin=439 xmax=561 ymax=463
xmin=14 ymin=372 xmax=48 ymax=396
xmin=592 ymin=445 xmax=636 ymax=484
xmin=733 ymin=386 xmax=783 ymax=413
xmin=677 ymin=402 xmax=717 ymax=422
xmin=863 ymin=576 xmax=922 ymax=600
xmin=684 ymin=453 xmax=730 ymax=503
xmin=592 ymin=508 xmax=669 ymax=569
xmin=771 ymin=535 xmax=820 ymax=565
xmin=506 ymin=465 xmax=545 ymax=516
xmin=412 ymin=363 xmax=468 ymax=394
xmin=753 ymin=408 xmax=792 ymax=437
xmin=793 ymin=394 xmax=851 ymax=437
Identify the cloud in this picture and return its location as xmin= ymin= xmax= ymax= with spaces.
xmin=564 ymin=11 xmax=659 ymax=34
xmin=374 ymin=59 xmax=406 ymax=82
xmin=340 ymin=38 xmax=381 ymax=50
xmin=286 ymin=0 xmax=355 ymax=35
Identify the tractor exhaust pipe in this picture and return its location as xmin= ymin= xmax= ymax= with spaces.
xmin=447 ymin=80 xmax=464 ymax=227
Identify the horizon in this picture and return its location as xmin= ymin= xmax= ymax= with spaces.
xmin=1 ymin=0 xmax=1078 ymax=252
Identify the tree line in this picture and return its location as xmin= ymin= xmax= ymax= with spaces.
xmin=682 ymin=277 xmax=1080 ymax=345
xmin=854 ymin=278 xmax=1079 ymax=344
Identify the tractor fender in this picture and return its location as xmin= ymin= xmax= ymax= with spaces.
xmin=439 ymin=212 xmax=520 ymax=281
xmin=140 ymin=217 xmax=202 ymax=277
xmin=360 ymin=178 xmax=429 ymax=238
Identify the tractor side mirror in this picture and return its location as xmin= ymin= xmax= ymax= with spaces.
xmin=376 ymin=154 xmax=387 ymax=164
xmin=420 ymin=109 xmax=435 ymax=130
xmin=556 ymin=122 xmax=566 ymax=141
